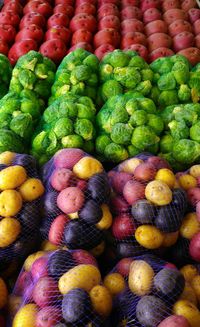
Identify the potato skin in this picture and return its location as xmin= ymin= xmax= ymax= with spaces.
xmin=173 ymin=300 xmax=200 ymax=327
xmin=135 ymin=225 xmax=164 ymax=249
xmin=158 ymin=315 xmax=191 ymax=327
xmin=128 ymin=260 xmax=154 ymax=296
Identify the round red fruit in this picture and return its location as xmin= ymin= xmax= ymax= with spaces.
xmin=189 ymin=232 xmax=200 ymax=262
xmin=163 ymin=9 xmax=187 ymax=25
xmin=45 ymin=26 xmax=71 ymax=43
xmin=70 ymin=14 xmax=97 ymax=33
xmin=98 ymin=4 xmax=119 ymax=20
xmin=121 ymin=6 xmax=142 ymax=20
xmin=0 ymin=11 xmax=20 ymax=27
xmin=121 ymin=0 xmax=139 ymax=7
xmin=47 ymin=13 xmax=69 ymax=29
xmin=39 ymin=39 xmax=67 ymax=64
xmin=178 ymin=47 xmax=200 ymax=66
xmin=55 ymin=0 xmax=74 ymax=5
xmin=15 ymin=24 xmax=44 ymax=44
xmin=2 ymin=1 xmax=23 ymax=16
xmin=162 ymin=0 xmax=180 ymax=12
xmin=168 ymin=20 xmax=193 ymax=37
xmin=140 ymin=0 xmax=161 ymax=12
xmin=144 ymin=20 xmax=168 ymax=37
xmin=121 ymin=31 xmax=146 ymax=49
xmin=53 ymin=4 xmax=74 ymax=18
xmin=188 ymin=8 xmax=200 ymax=24
xmin=94 ymin=28 xmax=120 ymax=48
xmin=19 ymin=13 xmax=46 ymax=29
xmin=194 ymin=19 xmax=200 ymax=35
xmin=121 ymin=19 xmax=144 ymax=34
xmin=23 ymin=0 xmax=53 ymax=19
xmin=147 ymin=33 xmax=172 ymax=52
xmin=98 ymin=15 xmax=120 ymax=31
xmin=8 ymin=39 xmax=38 ymax=65
xmin=173 ymin=31 xmax=194 ymax=52
xmin=71 ymin=29 xmax=93 ymax=45
xmin=0 ymin=24 xmax=16 ymax=44
xmin=143 ymin=8 xmax=162 ymax=25
xmin=75 ymin=3 xmax=96 ymax=16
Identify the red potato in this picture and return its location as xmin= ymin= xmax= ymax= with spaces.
xmin=49 ymin=214 xmax=69 ymax=245
xmin=173 ymin=31 xmax=194 ymax=52
xmin=181 ymin=0 xmax=197 ymax=11
xmin=98 ymin=0 xmax=120 ymax=5
xmin=143 ymin=8 xmax=162 ymax=25
xmin=68 ymin=42 xmax=93 ymax=54
xmin=97 ymin=4 xmax=120 ymax=20
xmin=0 ymin=24 xmax=16 ymax=44
xmin=36 ymin=306 xmax=62 ymax=327
xmin=54 ymin=149 xmax=84 ymax=169
xmin=69 ymin=14 xmax=97 ymax=33
xmin=72 ymin=249 xmax=97 ymax=266
xmin=189 ymin=232 xmax=200 ymax=262
xmin=33 ymin=276 xmax=59 ymax=307
xmin=47 ymin=13 xmax=69 ymax=29
xmin=168 ymin=20 xmax=193 ymax=37
xmin=178 ymin=47 xmax=200 ymax=65
xmin=15 ymin=25 xmax=44 ymax=44
xmin=19 ymin=13 xmax=46 ymax=29
xmin=112 ymin=214 xmax=135 ymax=240
xmin=147 ymin=156 xmax=171 ymax=170
xmin=45 ymin=26 xmax=71 ymax=43
xmin=53 ymin=4 xmax=74 ymax=18
xmin=163 ymin=9 xmax=187 ymax=25
xmin=134 ymin=162 xmax=156 ymax=182
xmin=144 ymin=20 xmax=167 ymax=36
xmin=162 ymin=0 xmax=180 ymax=12
xmin=76 ymin=0 xmax=96 ymax=5
xmin=121 ymin=0 xmax=140 ymax=7
xmin=98 ymin=15 xmax=120 ymax=31
xmin=148 ymin=47 xmax=174 ymax=62
xmin=2 ymin=1 xmax=23 ymax=16
xmin=187 ymin=187 xmax=200 ymax=206
xmin=94 ymin=43 xmax=115 ymax=60
xmin=111 ymin=172 xmax=132 ymax=194
xmin=94 ymin=28 xmax=120 ymax=48
xmin=55 ymin=0 xmax=74 ymax=4
xmin=195 ymin=34 xmax=200 ymax=49
xmin=140 ymin=0 xmax=161 ymax=12
xmin=121 ymin=6 xmax=142 ymax=20
xmin=23 ymin=0 xmax=53 ymax=18
xmin=116 ymin=257 xmax=134 ymax=277
xmin=57 ymin=187 xmax=84 ymax=214
xmin=124 ymin=43 xmax=148 ymax=60
xmin=110 ymin=195 xmax=129 ymax=213
xmin=194 ymin=19 xmax=200 ymax=35
xmin=8 ymin=39 xmax=38 ymax=65
xmin=147 ymin=33 xmax=172 ymax=52
xmin=0 ymin=11 xmax=20 ymax=27
xmin=50 ymin=168 xmax=73 ymax=191
xmin=196 ymin=201 xmax=200 ymax=221
xmin=39 ymin=39 xmax=67 ymax=64
xmin=71 ymin=29 xmax=93 ymax=45
xmin=121 ymin=31 xmax=147 ymax=49
xmin=158 ymin=315 xmax=191 ymax=327
xmin=31 ymin=256 xmax=48 ymax=281
xmin=121 ymin=19 xmax=144 ymax=34
xmin=123 ymin=180 xmax=145 ymax=205
xmin=14 ymin=271 xmax=32 ymax=296
xmin=75 ymin=3 xmax=96 ymax=16
xmin=188 ymin=8 xmax=200 ymax=24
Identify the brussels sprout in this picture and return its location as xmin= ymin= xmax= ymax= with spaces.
xmin=172 ymin=61 xmax=190 ymax=85
xmin=77 ymin=104 xmax=95 ymax=121
xmin=127 ymin=144 xmax=140 ymax=157
xmin=138 ymin=98 xmax=156 ymax=113
xmin=158 ymin=90 xmax=179 ymax=107
xmin=0 ymin=84 xmax=8 ymax=99
xmin=0 ymin=113 xmax=12 ymax=129
xmin=160 ymin=134 xmax=174 ymax=153
xmin=87 ymin=73 xmax=98 ymax=87
xmin=185 ymin=103 xmax=200 ymax=115
xmin=43 ymin=56 xmax=56 ymax=72
xmin=160 ymin=105 xmax=178 ymax=128
xmin=135 ymin=80 xmax=152 ymax=96
xmin=18 ymin=69 xmax=37 ymax=89
xmin=168 ymin=120 xmax=189 ymax=140
xmin=173 ymin=105 xmax=198 ymax=126
xmin=0 ymin=129 xmax=25 ymax=153
xmin=190 ymin=121 xmax=200 ymax=142
xmin=147 ymin=114 xmax=164 ymax=135
xmin=109 ymin=49 xmax=130 ymax=68
xmin=10 ymin=113 xmax=33 ymax=139
xmin=158 ymin=72 xmax=176 ymax=91
xmin=71 ymin=65 xmax=91 ymax=83
xmin=34 ymin=80 xmax=51 ymax=99
xmin=16 ymin=51 xmax=43 ymax=71
xmin=96 ymin=134 xmax=111 ymax=154
xmin=141 ymin=69 xmax=154 ymax=82
xmin=131 ymin=125 xmax=160 ymax=151
xmin=53 ymin=118 xmax=73 ymax=139
xmin=126 ymin=99 xmax=139 ymax=115
xmin=110 ymin=107 xmax=129 ymax=126
xmin=172 ymin=139 xmax=200 ymax=164
xmin=129 ymin=110 xmax=147 ymax=127
xmin=61 ymin=134 xmax=84 ymax=148
xmin=34 ymin=63 xmax=49 ymax=79
xmin=111 ymin=123 xmax=133 ymax=145
xmin=150 ymin=57 xmax=173 ymax=74
xmin=100 ymin=63 xmax=113 ymax=82
xmin=129 ymin=56 xmax=148 ymax=69
xmin=96 ymin=106 xmax=112 ymax=134
xmin=150 ymin=86 xmax=160 ymax=104
xmin=0 ymin=93 xmax=21 ymax=114
xmin=104 ymin=143 xmax=128 ymax=162
xmin=21 ymin=98 xmax=41 ymax=119
xmin=55 ymin=70 xmax=71 ymax=85
xmin=146 ymin=142 xmax=159 ymax=154
xmin=70 ymin=82 xmax=85 ymax=95
xmin=32 ymin=131 xmax=50 ymax=153
xmin=101 ymin=79 xmax=123 ymax=102
xmin=107 ymin=94 xmax=127 ymax=110
xmin=74 ymin=118 xmax=94 ymax=140
xmin=9 ymin=77 xmax=23 ymax=94
xmin=114 ymin=67 xmax=141 ymax=88
xmin=83 ymin=140 xmax=94 ymax=153
xmin=178 ymin=84 xmax=191 ymax=102
xmin=83 ymin=53 xmax=99 ymax=71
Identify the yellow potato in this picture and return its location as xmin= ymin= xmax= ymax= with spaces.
xmin=13 ymin=304 xmax=38 ymax=327
xmin=24 ymin=251 xmax=45 ymax=271
xmin=90 ymin=241 xmax=105 ymax=257
xmin=128 ymin=260 xmax=154 ymax=296
xmin=0 ymin=190 xmax=22 ymax=217
xmin=0 ymin=217 xmax=21 ymax=247
xmin=155 ymin=168 xmax=176 ymax=188
xmin=180 ymin=213 xmax=200 ymax=240
xmin=135 ymin=225 xmax=165 ymax=249
xmin=179 ymin=174 xmax=197 ymax=190
xmin=162 ymin=231 xmax=179 ymax=247
xmin=180 ymin=265 xmax=199 ymax=283
xmin=173 ymin=300 xmax=200 ymax=327
xmin=41 ymin=240 xmax=58 ymax=252
xmin=0 ymin=277 xmax=8 ymax=309
xmin=19 ymin=178 xmax=44 ymax=201
xmin=191 ymin=275 xmax=200 ymax=302
xmin=119 ymin=158 xmax=143 ymax=173
xmin=190 ymin=165 xmax=200 ymax=178
xmin=96 ymin=204 xmax=113 ymax=230
xmin=73 ymin=157 xmax=103 ymax=179
xmin=0 ymin=166 xmax=27 ymax=190
xmin=145 ymin=180 xmax=172 ymax=206
xmin=104 ymin=273 xmax=125 ymax=296
xmin=68 ymin=212 xmax=79 ymax=219
xmin=0 ymin=151 xmax=15 ymax=165
xmin=179 ymin=282 xmax=198 ymax=306
xmin=90 ymin=285 xmax=112 ymax=317
xmin=59 ymin=264 xmax=101 ymax=294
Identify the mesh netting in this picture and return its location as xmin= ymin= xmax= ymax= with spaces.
xmin=0 ymin=152 xmax=44 ymax=276
xmin=8 ymin=248 xmax=113 ymax=326
xmin=108 ymin=154 xmax=190 ymax=263
xmin=40 ymin=148 xmax=112 ymax=254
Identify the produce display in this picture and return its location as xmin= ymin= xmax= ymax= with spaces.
xmin=39 ymin=148 xmax=112 ymax=254
xmin=9 ymin=249 xmax=113 ymax=326
xmin=0 ymin=54 xmax=12 ymax=99
xmin=0 ymin=151 xmax=44 ymax=275
xmin=0 ymin=277 xmax=8 ymax=327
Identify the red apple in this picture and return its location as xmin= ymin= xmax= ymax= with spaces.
xmin=188 ymin=8 xmax=200 ymax=24
xmin=45 ymin=25 xmax=71 ymax=43
xmin=55 ymin=0 xmax=74 ymax=5
xmin=143 ymin=8 xmax=162 ymax=24
xmin=140 ymin=0 xmax=161 ymax=12
xmin=121 ymin=19 xmax=144 ymax=34
xmin=40 ymin=39 xmax=67 ymax=64
xmin=194 ymin=19 xmax=200 ymax=35
xmin=168 ymin=20 xmax=193 ymax=37
xmin=181 ymin=0 xmax=197 ymax=11
xmin=149 ymin=47 xmax=174 ymax=62
xmin=98 ymin=15 xmax=120 ymax=30
xmin=173 ymin=31 xmax=194 ymax=52
xmin=189 ymin=232 xmax=200 ymax=262
xmin=19 ymin=12 xmax=46 ymax=29
xmin=124 ymin=43 xmax=148 ymax=60
xmin=121 ymin=6 xmax=142 ymax=20
xmin=67 ymin=42 xmax=93 ymax=53
xmin=71 ymin=29 xmax=93 ymax=45
xmin=121 ymin=31 xmax=147 ymax=49
xmin=163 ymin=9 xmax=187 ymax=25
xmin=112 ymin=214 xmax=135 ymax=240
xmin=121 ymin=0 xmax=139 ymax=7
xmin=144 ymin=20 xmax=168 ymax=36
xmin=162 ymin=0 xmax=180 ymax=12
xmin=53 ymin=4 xmax=74 ymax=18
xmin=195 ymin=34 xmax=200 ymax=49
xmin=0 ymin=11 xmax=20 ymax=27
xmin=147 ymin=33 xmax=172 ymax=52
xmin=94 ymin=28 xmax=120 ymax=48
xmin=0 ymin=24 xmax=16 ymax=44
xmin=116 ymin=257 xmax=134 ymax=276
xmin=98 ymin=4 xmax=120 ymax=20
xmin=94 ymin=43 xmax=115 ymax=60
xmin=8 ymin=39 xmax=38 ymax=65
xmin=2 ymin=1 xmax=23 ymax=16
xmin=70 ymin=14 xmax=97 ymax=33
xmin=75 ymin=3 xmax=96 ymax=16
xmin=47 ymin=13 xmax=69 ymax=29
xmin=15 ymin=24 xmax=44 ymax=44
xmin=23 ymin=0 xmax=53 ymax=18
xmin=178 ymin=47 xmax=200 ymax=65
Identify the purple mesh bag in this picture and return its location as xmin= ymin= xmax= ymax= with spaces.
xmin=0 ymin=152 xmax=44 ymax=276
xmin=40 ymin=148 xmax=112 ymax=254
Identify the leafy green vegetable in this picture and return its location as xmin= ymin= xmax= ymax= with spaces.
xmin=131 ymin=125 xmax=160 ymax=151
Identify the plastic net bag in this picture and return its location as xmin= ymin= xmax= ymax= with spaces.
xmin=108 ymin=153 xmax=188 ymax=260
xmin=0 ymin=151 xmax=44 ymax=275
xmin=40 ymin=148 xmax=112 ymax=254
xmin=104 ymin=254 xmax=200 ymax=327
xmin=8 ymin=248 xmax=113 ymax=326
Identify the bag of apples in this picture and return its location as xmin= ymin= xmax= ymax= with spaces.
xmin=108 ymin=153 xmax=188 ymax=261
xmin=8 ymin=248 xmax=113 ymax=327
xmin=104 ymin=254 xmax=199 ymax=327
xmin=0 ymin=151 xmax=45 ymax=276
xmin=40 ymin=148 xmax=112 ymax=256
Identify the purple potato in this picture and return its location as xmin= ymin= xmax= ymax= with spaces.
xmin=131 ymin=199 xmax=157 ymax=224
xmin=18 ymin=201 xmax=41 ymax=232
xmin=43 ymin=191 xmax=61 ymax=217
xmin=47 ymin=250 xmax=75 ymax=280
xmin=79 ymin=200 xmax=103 ymax=224
xmin=116 ymin=241 xmax=148 ymax=258
xmin=87 ymin=173 xmax=110 ymax=204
